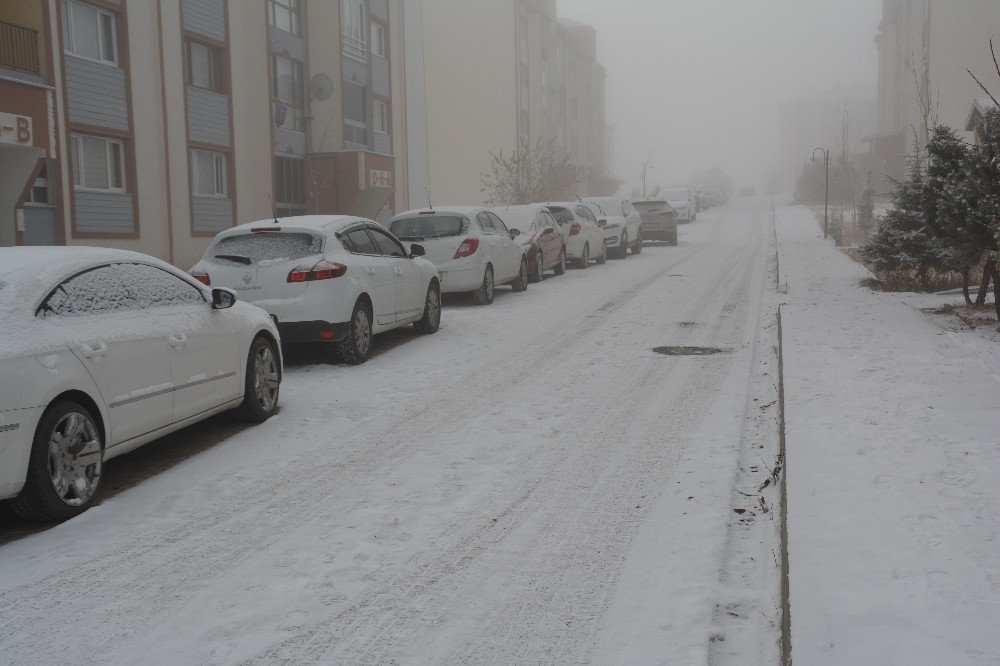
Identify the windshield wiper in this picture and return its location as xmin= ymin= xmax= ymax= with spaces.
xmin=214 ymin=253 xmax=252 ymax=265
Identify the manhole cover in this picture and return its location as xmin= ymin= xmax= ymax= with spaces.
xmin=652 ymin=346 xmax=728 ymax=356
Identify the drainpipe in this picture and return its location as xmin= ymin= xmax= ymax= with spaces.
xmin=156 ymin=0 xmax=176 ymax=265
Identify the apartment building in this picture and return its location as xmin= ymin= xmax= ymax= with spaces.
xmin=872 ymin=0 xmax=1000 ymax=180
xmin=1 ymin=0 xmax=408 ymax=269
xmin=403 ymin=0 xmax=613 ymax=208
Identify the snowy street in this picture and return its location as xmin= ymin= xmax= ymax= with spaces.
xmin=0 ymin=197 xmax=781 ymax=664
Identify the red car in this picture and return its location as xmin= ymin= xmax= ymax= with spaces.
xmin=490 ymin=205 xmax=567 ymax=282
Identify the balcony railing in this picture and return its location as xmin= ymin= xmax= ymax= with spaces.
xmin=0 ymin=20 xmax=40 ymax=75
xmin=341 ymin=33 xmax=367 ymax=63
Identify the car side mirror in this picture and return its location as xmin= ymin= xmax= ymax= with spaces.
xmin=543 ymin=227 xmax=555 ymax=236
xmin=509 ymin=228 xmax=521 ymax=238
xmin=211 ymin=287 xmax=237 ymax=310
xmin=597 ymin=219 xmax=607 ymax=227
xmin=409 ymin=243 xmax=426 ymax=257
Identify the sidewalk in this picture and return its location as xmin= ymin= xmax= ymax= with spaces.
xmin=775 ymin=202 xmax=1000 ymax=665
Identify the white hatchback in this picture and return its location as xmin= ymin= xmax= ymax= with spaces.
xmin=543 ymin=202 xmax=608 ymax=267
xmin=0 ymin=247 xmax=281 ymax=522
xmin=582 ymin=197 xmax=643 ymax=258
xmin=192 ymin=216 xmax=441 ymax=364
xmin=389 ymin=207 xmax=529 ymax=305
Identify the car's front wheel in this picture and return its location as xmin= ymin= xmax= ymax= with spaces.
xmin=554 ymin=248 xmax=566 ymax=275
xmin=511 ymin=257 xmax=529 ymax=292
xmin=617 ymin=231 xmax=629 ymax=258
xmin=339 ymin=299 xmax=373 ymax=364
xmin=596 ymin=241 xmax=607 ymax=264
xmin=473 ymin=265 xmax=495 ymax=305
xmin=530 ymin=252 xmax=543 ymax=283
xmin=633 ymin=229 xmax=643 ymax=254
xmin=578 ymin=243 xmax=590 ymax=269
xmin=239 ymin=335 xmax=280 ymax=422
xmin=9 ymin=401 xmax=103 ymax=522
xmin=414 ymin=281 xmax=441 ymax=334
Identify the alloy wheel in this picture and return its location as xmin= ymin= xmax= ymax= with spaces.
xmin=47 ymin=412 xmax=102 ymax=507
xmin=253 ymin=344 xmax=279 ymax=412
xmin=355 ymin=308 xmax=372 ymax=356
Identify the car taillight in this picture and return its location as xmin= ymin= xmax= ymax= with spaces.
xmin=569 ymin=223 xmax=581 ymax=236
xmin=454 ymin=237 xmax=480 ymax=259
xmin=287 ymin=260 xmax=348 ymax=282
xmin=192 ymin=271 xmax=211 ymax=285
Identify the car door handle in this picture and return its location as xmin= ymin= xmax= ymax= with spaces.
xmin=79 ymin=341 xmax=107 ymax=358
xmin=393 ymin=267 xmax=402 ymax=276
xmin=366 ymin=266 xmax=376 ymax=275
xmin=168 ymin=333 xmax=187 ymax=348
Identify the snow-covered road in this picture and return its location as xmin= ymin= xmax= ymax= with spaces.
xmin=0 ymin=198 xmax=780 ymax=664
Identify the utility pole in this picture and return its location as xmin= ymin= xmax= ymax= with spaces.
xmin=641 ymin=149 xmax=654 ymax=198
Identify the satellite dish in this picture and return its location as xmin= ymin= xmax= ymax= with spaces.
xmin=310 ymin=73 xmax=334 ymax=101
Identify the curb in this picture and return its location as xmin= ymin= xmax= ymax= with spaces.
xmin=777 ymin=304 xmax=792 ymax=665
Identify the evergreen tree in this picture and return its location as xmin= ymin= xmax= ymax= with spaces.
xmin=964 ymin=108 xmax=1000 ymax=316
xmin=859 ymin=150 xmax=954 ymax=290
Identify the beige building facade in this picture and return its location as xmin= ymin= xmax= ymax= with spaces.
xmin=1 ymin=0 xmax=409 ymax=270
xmin=873 ymin=0 xmax=1000 ymax=180
xmin=403 ymin=0 xmax=613 ymax=209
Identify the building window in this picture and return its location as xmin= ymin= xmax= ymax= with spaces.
xmin=372 ymin=99 xmax=388 ymax=134
xmin=272 ymin=54 xmax=304 ymax=132
xmin=370 ymin=22 xmax=385 ymax=58
xmin=341 ymin=0 xmax=367 ymax=62
xmin=268 ymin=0 xmax=301 ymax=36
xmin=344 ymin=80 xmax=369 ymax=146
xmin=192 ymin=150 xmax=227 ymax=197
xmin=71 ymin=134 xmax=124 ymax=192
xmin=185 ymin=40 xmax=224 ymax=93
xmin=273 ymin=156 xmax=305 ymax=217
xmin=62 ymin=0 xmax=117 ymax=64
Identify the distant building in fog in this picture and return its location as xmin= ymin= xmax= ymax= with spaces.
xmin=403 ymin=0 xmax=615 ymax=208
xmin=778 ymin=94 xmax=877 ymax=190
xmin=872 ymin=0 xmax=1000 ymax=181
xmin=1 ymin=0 xmax=408 ymax=269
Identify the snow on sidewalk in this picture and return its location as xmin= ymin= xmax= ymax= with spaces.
xmin=775 ymin=202 xmax=1000 ymax=665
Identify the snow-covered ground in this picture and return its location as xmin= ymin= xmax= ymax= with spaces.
xmin=0 ymin=198 xmax=783 ymax=664
xmin=776 ymin=201 xmax=1000 ymax=664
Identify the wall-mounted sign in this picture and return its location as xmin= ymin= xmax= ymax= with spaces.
xmin=370 ymin=169 xmax=392 ymax=188
xmin=0 ymin=113 xmax=32 ymax=146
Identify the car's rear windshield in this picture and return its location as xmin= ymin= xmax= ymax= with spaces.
xmin=633 ymin=200 xmax=669 ymax=213
xmin=547 ymin=207 xmax=575 ymax=225
xmin=210 ymin=232 xmax=323 ymax=264
xmin=390 ymin=215 xmax=465 ymax=240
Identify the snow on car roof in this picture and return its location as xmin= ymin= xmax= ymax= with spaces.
xmin=223 ymin=215 xmax=369 ymax=236
xmin=392 ymin=206 xmax=485 ymax=219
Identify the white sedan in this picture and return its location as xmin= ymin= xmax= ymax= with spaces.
xmin=0 ymin=247 xmax=281 ymax=522
xmin=581 ymin=197 xmax=643 ymax=258
xmin=543 ymin=202 xmax=608 ymax=267
xmin=389 ymin=207 xmax=528 ymax=305
xmin=192 ymin=216 xmax=441 ymax=364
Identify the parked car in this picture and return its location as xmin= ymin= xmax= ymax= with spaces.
xmin=490 ymin=205 xmax=566 ymax=282
xmin=739 ymin=186 xmax=757 ymax=196
xmin=581 ymin=197 xmax=642 ymax=258
xmin=0 ymin=247 xmax=281 ymax=522
xmin=389 ymin=207 xmax=528 ymax=305
xmin=664 ymin=187 xmax=696 ymax=223
xmin=704 ymin=187 xmax=727 ymax=207
xmin=192 ymin=216 xmax=441 ymax=364
xmin=632 ymin=198 xmax=679 ymax=245
xmin=543 ymin=202 xmax=607 ymax=268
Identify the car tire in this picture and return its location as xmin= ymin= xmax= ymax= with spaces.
xmin=473 ymin=265 xmax=495 ymax=305
xmin=530 ymin=253 xmax=543 ymax=283
xmin=633 ymin=229 xmax=643 ymax=254
xmin=578 ymin=243 xmax=590 ymax=269
xmin=596 ymin=242 xmax=607 ymax=265
xmin=339 ymin=299 xmax=373 ymax=365
xmin=670 ymin=232 xmax=678 ymax=246
xmin=413 ymin=281 xmax=441 ymax=334
xmin=239 ymin=335 xmax=280 ymax=422
xmin=8 ymin=400 xmax=103 ymax=522
xmin=554 ymin=248 xmax=566 ymax=275
xmin=511 ymin=257 xmax=529 ymax=292
xmin=617 ymin=232 xmax=629 ymax=259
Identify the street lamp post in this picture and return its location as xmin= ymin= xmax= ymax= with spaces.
xmin=812 ymin=147 xmax=830 ymax=239
xmin=641 ymin=149 xmax=654 ymax=198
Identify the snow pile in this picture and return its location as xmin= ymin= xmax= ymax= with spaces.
xmin=776 ymin=202 xmax=1000 ymax=664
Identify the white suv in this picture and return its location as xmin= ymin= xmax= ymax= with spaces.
xmin=582 ymin=197 xmax=643 ymax=258
xmin=192 ymin=216 xmax=441 ymax=364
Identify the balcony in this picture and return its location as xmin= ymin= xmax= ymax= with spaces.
xmin=0 ymin=20 xmax=40 ymax=76
xmin=341 ymin=33 xmax=367 ymax=63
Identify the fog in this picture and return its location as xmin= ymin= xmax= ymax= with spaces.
xmin=559 ymin=0 xmax=882 ymax=192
